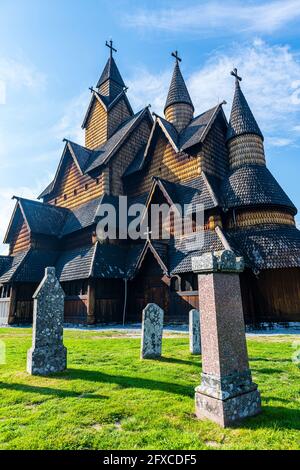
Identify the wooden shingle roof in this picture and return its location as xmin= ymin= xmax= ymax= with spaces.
xmin=96 ymin=56 xmax=125 ymax=89
xmin=227 ymin=80 xmax=263 ymax=142
xmin=221 ymin=165 xmax=297 ymax=215
xmin=164 ymin=61 xmax=194 ymax=112
xmin=227 ymin=224 xmax=300 ymax=271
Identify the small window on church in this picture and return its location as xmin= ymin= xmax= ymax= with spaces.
xmin=64 ymin=194 xmax=68 ymax=201
xmin=85 ymin=183 xmax=89 ymax=191
xmin=96 ymin=178 xmax=100 ymax=185
xmin=181 ymin=273 xmax=198 ymax=292
xmin=73 ymin=189 xmax=77 ymax=196
xmin=170 ymin=276 xmax=181 ymax=292
xmin=54 ymin=199 xmax=58 ymax=205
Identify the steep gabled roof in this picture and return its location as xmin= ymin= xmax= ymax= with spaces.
xmin=165 ymin=61 xmax=194 ymax=112
xmin=134 ymin=240 xmax=169 ymax=277
xmin=179 ymin=104 xmax=227 ymax=151
xmin=4 ymin=198 xmax=69 ymax=243
xmin=81 ymin=89 xmax=133 ymax=130
xmin=96 ymin=56 xmax=125 ymax=89
xmin=39 ymin=108 xmax=151 ymax=200
xmin=144 ymin=174 xmax=220 ymax=218
xmin=38 ymin=140 xmax=100 ymax=199
xmin=86 ymin=107 xmax=152 ymax=172
xmin=142 ymin=104 xmax=227 ymax=168
xmin=221 ymin=165 xmax=297 ymax=215
xmin=227 ymin=79 xmax=263 ymax=142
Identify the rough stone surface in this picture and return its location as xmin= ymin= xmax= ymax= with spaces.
xmin=192 ymin=254 xmax=261 ymax=427
xmin=189 ymin=309 xmax=201 ymax=355
xmin=192 ymin=250 xmax=244 ymax=274
xmin=141 ymin=303 xmax=164 ymax=359
xmin=27 ymin=267 xmax=67 ymax=376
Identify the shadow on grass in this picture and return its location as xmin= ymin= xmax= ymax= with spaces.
xmin=235 ymin=405 xmax=300 ymax=431
xmin=251 ymin=368 xmax=285 ymax=375
xmin=0 ymin=382 xmax=108 ymax=400
xmin=158 ymin=356 xmax=200 ymax=367
xmin=63 ymin=368 xmax=194 ymax=397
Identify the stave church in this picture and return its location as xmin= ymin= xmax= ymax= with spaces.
xmin=1 ymin=41 xmax=300 ymax=326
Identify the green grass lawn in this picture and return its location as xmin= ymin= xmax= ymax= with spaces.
xmin=0 ymin=328 xmax=299 ymax=450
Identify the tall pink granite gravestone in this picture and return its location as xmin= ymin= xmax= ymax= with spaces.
xmin=192 ymin=250 xmax=261 ymax=427
xmin=27 ymin=267 xmax=67 ymax=376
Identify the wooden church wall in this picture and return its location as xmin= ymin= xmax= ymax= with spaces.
xmin=107 ymin=97 xmax=132 ymax=139
xmin=95 ymin=279 xmax=124 ymax=324
xmin=110 ymin=119 xmax=152 ymax=195
xmin=46 ymin=155 xmax=109 ymax=209
xmin=10 ymin=219 xmax=30 ymax=255
xmin=240 ymin=268 xmax=300 ymax=323
xmin=128 ymin=134 xmax=201 ymax=196
xmin=85 ymin=98 xmax=108 ymax=149
xmin=201 ymin=112 xmax=229 ymax=179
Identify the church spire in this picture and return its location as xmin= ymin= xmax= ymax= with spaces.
xmin=227 ymin=69 xmax=266 ymax=169
xmin=164 ymin=51 xmax=194 ymax=132
xmin=96 ymin=40 xmax=126 ymax=99
xmin=227 ymin=68 xmax=263 ymax=142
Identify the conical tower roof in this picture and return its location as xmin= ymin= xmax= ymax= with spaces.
xmin=227 ymin=70 xmax=263 ymax=142
xmin=164 ymin=60 xmax=194 ymax=113
xmin=96 ymin=56 xmax=125 ymax=89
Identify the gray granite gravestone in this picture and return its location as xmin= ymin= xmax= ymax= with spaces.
xmin=141 ymin=303 xmax=164 ymax=359
xmin=27 ymin=267 xmax=67 ymax=376
xmin=189 ymin=309 xmax=201 ymax=355
xmin=192 ymin=250 xmax=261 ymax=427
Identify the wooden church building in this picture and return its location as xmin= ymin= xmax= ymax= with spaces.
xmin=1 ymin=42 xmax=300 ymax=326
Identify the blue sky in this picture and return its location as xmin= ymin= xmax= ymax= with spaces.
xmin=0 ymin=0 xmax=300 ymax=253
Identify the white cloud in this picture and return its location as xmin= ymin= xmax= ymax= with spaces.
xmin=127 ymin=40 xmax=300 ymax=146
xmin=51 ymin=91 xmax=89 ymax=145
xmin=0 ymin=57 xmax=46 ymax=95
xmin=125 ymin=0 xmax=300 ymax=35
xmin=127 ymin=68 xmax=170 ymax=113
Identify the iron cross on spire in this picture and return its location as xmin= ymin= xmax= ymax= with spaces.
xmin=171 ymin=50 xmax=182 ymax=63
xmin=106 ymin=39 xmax=117 ymax=58
xmin=231 ymin=68 xmax=242 ymax=83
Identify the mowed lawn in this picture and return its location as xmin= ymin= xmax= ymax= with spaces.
xmin=0 ymin=328 xmax=299 ymax=450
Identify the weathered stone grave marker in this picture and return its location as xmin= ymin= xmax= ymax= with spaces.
xmin=141 ymin=303 xmax=164 ymax=359
xmin=189 ymin=309 xmax=201 ymax=355
xmin=192 ymin=250 xmax=261 ymax=427
xmin=27 ymin=267 xmax=67 ymax=376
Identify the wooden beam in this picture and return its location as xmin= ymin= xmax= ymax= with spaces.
xmin=8 ymin=285 xmax=18 ymax=325
xmin=87 ymin=280 xmax=96 ymax=325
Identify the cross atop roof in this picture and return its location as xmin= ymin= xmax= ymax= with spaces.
xmin=106 ymin=39 xmax=117 ymax=58
xmin=171 ymin=50 xmax=182 ymax=63
xmin=231 ymin=68 xmax=242 ymax=83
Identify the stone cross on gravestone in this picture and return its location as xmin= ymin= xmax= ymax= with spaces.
xmin=27 ymin=267 xmax=67 ymax=376
xmin=189 ymin=309 xmax=201 ymax=355
xmin=141 ymin=303 xmax=164 ymax=359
